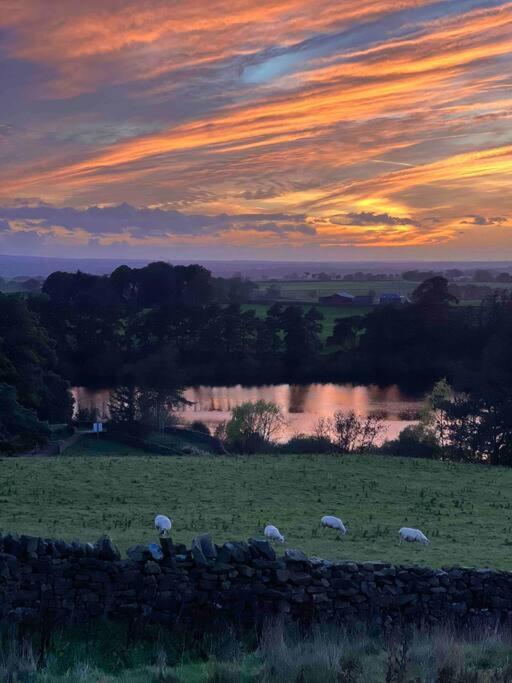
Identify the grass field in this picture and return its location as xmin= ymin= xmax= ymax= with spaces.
xmin=255 ymin=279 xmax=416 ymax=301
xmin=254 ymin=278 xmax=507 ymax=304
xmin=3 ymin=443 xmax=512 ymax=569
xmin=241 ymin=303 xmax=370 ymax=342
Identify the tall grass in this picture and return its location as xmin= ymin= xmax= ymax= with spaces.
xmin=2 ymin=620 xmax=512 ymax=682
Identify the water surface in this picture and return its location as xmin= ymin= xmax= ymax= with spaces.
xmin=73 ymin=383 xmax=425 ymax=443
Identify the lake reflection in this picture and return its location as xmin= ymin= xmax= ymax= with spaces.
xmin=73 ymin=383 xmax=424 ymax=443
xmin=181 ymin=384 xmax=423 ymax=441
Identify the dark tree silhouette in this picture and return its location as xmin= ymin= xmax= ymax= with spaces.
xmin=412 ymin=276 xmax=459 ymax=306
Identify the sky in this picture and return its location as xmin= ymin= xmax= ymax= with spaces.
xmin=0 ymin=0 xmax=511 ymax=261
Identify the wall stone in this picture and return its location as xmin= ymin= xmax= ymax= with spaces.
xmin=0 ymin=531 xmax=510 ymax=629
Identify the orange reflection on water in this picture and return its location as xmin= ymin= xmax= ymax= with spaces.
xmin=181 ymin=383 xmax=424 ymax=442
xmin=71 ymin=383 xmax=424 ymax=443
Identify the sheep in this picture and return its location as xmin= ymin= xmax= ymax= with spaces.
xmin=264 ymin=524 xmax=285 ymax=543
xmin=399 ymin=527 xmax=429 ymax=545
xmin=321 ymin=515 xmax=347 ymax=535
xmin=154 ymin=514 xmax=172 ymax=537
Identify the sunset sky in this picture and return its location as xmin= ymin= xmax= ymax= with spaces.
xmin=1 ymin=0 xmax=511 ymax=260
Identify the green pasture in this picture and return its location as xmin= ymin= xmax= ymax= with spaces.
xmin=255 ymin=279 xmax=415 ymax=301
xmin=241 ymin=303 xmax=369 ymax=342
xmin=2 ymin=447 xmax=512 ymax=569
xmin=253 ymin=278 xmax=509 ymax=305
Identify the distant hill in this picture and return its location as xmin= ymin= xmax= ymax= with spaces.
xmin=0 ymin=253 xmax=511 ymax=280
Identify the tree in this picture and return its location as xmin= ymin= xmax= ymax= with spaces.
xmin=412 ymin=276 xmax=458 ymax=307
xmin=330 ymin=410 xmax=386 ymax=453
xmin=108 ymin=385 xmax=138 ymax=424
xmin=0 ymin=293 xmax=73 ymax=422
xmin=0 ymin=383 xmax=50 ymax=453
xmin=225 ymin=400 xmax=285 ymax=453
xmin=328 ymin=316 xmax=363 ymax=351
xmin=280 ymin=305 xmax=323 ymax=369
xmin=380 ymin=424 xmax=441 ymax=459
xmin=422 ymin=379 xmax=453 ymax=449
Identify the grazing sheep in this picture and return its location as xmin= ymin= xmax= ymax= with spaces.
xmin=321 ymin=515 xmax=347 ymax=535
xmin=154 ymin=514 xmax=172 ymax=537
xmin=264 ymin=524 xmax=285 ymax=543
xmin=399 ymin=527 xmax=429 ymax=545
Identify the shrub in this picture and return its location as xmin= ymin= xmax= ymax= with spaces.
xmin=313 ymin=411 xmax=386 ymax=455
xmin=225 ymin=400 xmax=285 ymax=453
xmin=189 ymin=420 xmax=211 ymax=435
xmin=379 ymin=424 xmax=440 ymax=459
xmin=279 ymin=434 xmax=335 ymax=454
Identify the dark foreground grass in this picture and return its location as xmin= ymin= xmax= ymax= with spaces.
xmin=3 ymin=620 xmax=512 ymax=682
xmin=2 ymin=448 xmax=512 ymax=568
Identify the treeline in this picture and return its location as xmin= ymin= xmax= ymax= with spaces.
xmin=0 ymin=294 xmax=73 ymax=452
xmin=42 ymin=261 xmax=256 ymax=308
xmin=3 ymin=264 xmax=512 ymax=456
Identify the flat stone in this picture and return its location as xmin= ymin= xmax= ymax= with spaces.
xmin=220 ymin=541 xmax=249 ymax=563
xmin=94 ymin=536 xmax=120 ymax=561
xmin=127 ymin=544 xmax=151 ymax=562
xmin=191 ymin=538 xmax=210 ymax=567
xmin=284 ymin=549 xmax=308 ymax=563
xmin=248 ymin=538 xmax=276 ymax=561
xmin=196 ymin=533 xmax=217 ymax=559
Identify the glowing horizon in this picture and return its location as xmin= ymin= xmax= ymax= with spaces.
xmin=1 ymin=0 xmax=511 ymax=259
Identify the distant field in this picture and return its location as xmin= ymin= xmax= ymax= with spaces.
xmin=3 ymin=446 xmax=512 ymax=569
xmin=255 ymin=279 xmax=416 ymax=302
xmin=254 ymin=279 xmax=509 ymax=303
xmin=241 ymin=303 xmax=370 ymax=341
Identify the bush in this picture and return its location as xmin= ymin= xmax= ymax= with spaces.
xmin=380 ymin=424 xmax=440 ymax=459
xmin=225 ymin=400 xmax=285 ymax=453
xmin=313 ymin=411 xmax=386 ymax=455
xmin=189 ymin=420 xmax=211 ymax=435
xmin=279 ymin=434 xmax=335 ymax=454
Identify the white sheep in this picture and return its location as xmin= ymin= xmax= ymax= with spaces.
xmin=154 ymin=514 xmax=172 ymax=537
xmin=399 ymin=527 xmax=429 ymax=545
xmin=264 ymin=524 xmax=285 ymax=543
xmin=321 ymin=515 xmax=347 ymax=535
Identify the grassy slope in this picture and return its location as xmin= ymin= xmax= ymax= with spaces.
xmin=241 ymin=303 xmax=369 ymax=342
xmin=2 ymin=446 xmax=512 ymax=569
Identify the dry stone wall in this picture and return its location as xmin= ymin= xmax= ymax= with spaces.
xmin=0 ymin=531 xmax=510 ymax=628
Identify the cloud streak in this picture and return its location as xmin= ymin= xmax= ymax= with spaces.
xmin=0 ymin=0 xmax=511 ymax=257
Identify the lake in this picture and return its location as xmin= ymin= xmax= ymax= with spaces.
xmin=72 ymin=383 xmax=425 ymax=443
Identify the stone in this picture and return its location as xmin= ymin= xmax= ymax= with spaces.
xmin=159 ymin=537 xmax=175 ymax=558
xmin=191 ymin=539 xmax=210 ymax=567
xmin=145 ymin=562 xmax=161 ymax=575
xmin=127 ymin=544 xmax=151 ymax=562
xmin=196 ymin=533 xmax=217 ymax=559
xmin=147 ymin=543 xmax=164 ymax=561
xmin=94 ymin=536 xmax=120 ymax=561
xmin=275 ymin=569 xmax=291 ymax=583
xmin=191 ymin=534 xmax=217 ymax=566
xmin=3 ymin=533 xmax=22 ymax=556
xmin=20 ymin=535 xmax=39 ymax=557
xmin=284 ymin=549 xmax=308 ymax=563
xmin=248 ymin=539 xmax=276 ymax=561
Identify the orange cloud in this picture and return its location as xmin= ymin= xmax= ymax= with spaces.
xmin=1 ymin=0 xmax=511 ymax=256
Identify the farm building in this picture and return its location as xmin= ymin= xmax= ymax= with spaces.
xmin=353 ymin=294 xmax=375 ymax=306
xmin=378 ymin=292 xmax=408 ymax=305
xmin=319 ymin=291 xmax=355 ymax=306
